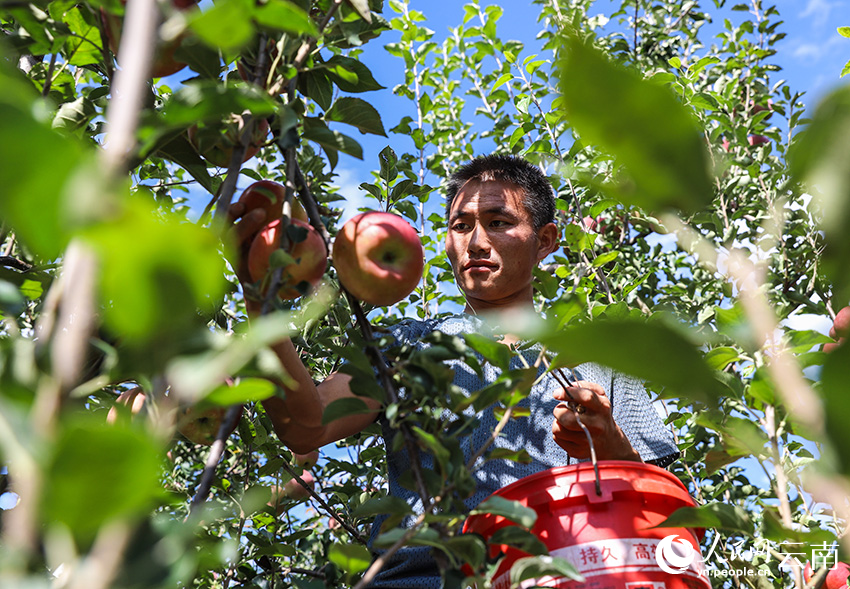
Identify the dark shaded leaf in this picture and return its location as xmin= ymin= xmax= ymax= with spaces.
xmin=654 ymin=503 xmax=754 ymax=535
xmin=324 ymin=96 xmax=387 ymax=136
xmin=470 ymin=495 xmax=537 ymax=529
xmin=509 ymin=555 xmax=584 ymax=585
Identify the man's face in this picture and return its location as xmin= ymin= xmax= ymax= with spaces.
xmin=445 ymin=178 xmax=557 ymax=311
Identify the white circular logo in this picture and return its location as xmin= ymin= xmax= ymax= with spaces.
xmin=656 ymin=534 xmax=696 ymax=574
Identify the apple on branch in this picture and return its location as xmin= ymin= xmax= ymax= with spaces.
xmin=804 ymin=561 xmax=850 ymax=589
xmin=248 ymin=218 xmax=328 ymax=300
xmin=238 ymin=180 xmax=308 ymax=225
xmin=177 ymin=404 xmax=243 ymax=446
xmin=332 ymin=211 xmax=424 ymax=306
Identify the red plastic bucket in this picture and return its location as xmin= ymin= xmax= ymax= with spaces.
xmin=463 ymin=461 xmax=710 ymax=589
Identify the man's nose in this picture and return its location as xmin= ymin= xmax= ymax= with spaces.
xmin=467 ymin=224 xmax=490 ymax=253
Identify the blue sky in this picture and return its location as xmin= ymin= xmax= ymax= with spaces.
xmin=326 ymin=0 xmax=849 ymax=222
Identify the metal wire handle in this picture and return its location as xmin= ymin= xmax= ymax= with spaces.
xmin=550 ymin=366 xmax=602 ymax=497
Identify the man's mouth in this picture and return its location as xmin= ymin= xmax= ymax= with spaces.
xmin=464 ymin=261 xmax=497 ymax=272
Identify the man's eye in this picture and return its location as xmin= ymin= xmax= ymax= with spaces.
xmin=491 ymin=220 xmax=510 ymax=227
xmin=452 ymin=222 xmax=468 ymax=231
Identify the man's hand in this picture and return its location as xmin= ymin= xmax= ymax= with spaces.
xmin=552 ymin=380 xmax=641 ymax=462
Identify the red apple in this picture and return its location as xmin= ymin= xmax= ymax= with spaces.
xmin=581 ymin=215 xmax=597 ymax=232
xmin=721 ymin=137 xmax=731 ymax=152
xmin=106 ymin=387 xmax=146 ymax=424
xmin=238 ymin=180 xmax=308 ymax=225
xmin=748 ymin=134 xmax=769 ymax=146
xmin=283 ymin=470 xmax=315 ymax=501
xmin=834 ymin=307 xmax=850 ymax=338
xmin=294 ymin=450 xmax=319 ymax=469
xmin=804 ymin=561 xmax=850 ymax=589
xmin=248 ymin=218 xmax=328 ymax=300
xmin=188 ymin=116 xmax=269 ymax=168
xmin=751 ymin=99 xmax=773 ymax=120
xmin=332 ymin=211 xmax=424 ymax=306
xmin=177 ymin=404 xmax=243 ymax=446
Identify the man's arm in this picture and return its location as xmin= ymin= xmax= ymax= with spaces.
xmin=260 ymin=339 xmax=381 ymax=454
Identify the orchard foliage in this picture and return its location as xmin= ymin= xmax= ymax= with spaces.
xmin=1 ymin=0 xmax=849 ymax=587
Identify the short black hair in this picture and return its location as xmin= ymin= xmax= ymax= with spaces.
xmin=445 ymin=154 xmax=556 ymax=230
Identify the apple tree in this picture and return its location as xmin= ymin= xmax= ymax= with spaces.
xmin=1 ymin=0 xmax=849 ymax=587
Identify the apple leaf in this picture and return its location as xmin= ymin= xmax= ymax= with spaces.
xmin=0 ymin=59 xmax=96 ymax=259
xmin=789 ymin=85 xmax=850 ymax=302
xmin=156 ymin=133 xmax=219 ymax=195
xmin=490 ymin=526 xmax=549 ymax=556
xmin=254 ymin=0 xmax=319 ymax=37
xmin=42 ymin=420 xmax=164 ymax=544
xmin=324 ymin=97 xmax=387 ymax=137
xmin=556 ymin=34 xmax=713 ymax=214
xmin=204 ymin=378 xmax=277 ymax=406
xmin=469 ymin=495 xmax=537 ymax=529
xmin=510 ymin=555 xmax=584 ymax=585
xmin=352 ymin=495 xmax=414 ymax=518
xmin=329 ymin=543 xmax=372 ymax=575
xmin=653 ymin=503 xmax=754 ymax=535
xmin=302 ymin=117 xmax=364 ymax=160
xmin=463 ymin=332 xmax=512 ymax=370
xmin=157 ymin=82 xmax=277 ymax=127
xmin=817 ymin=341 xmax=850 ymax=476
xmin=189 ymin=0 xmax=255 ymax=51
xmin=539 ymin=318 xmax=723 ymax=404
xmin=345 ymin=0 xmax=372 ymax=23
xmin=323 ymin=55 xmax=385 ymax=93
xmin=321 ymin=396 xmax=375 ymax=425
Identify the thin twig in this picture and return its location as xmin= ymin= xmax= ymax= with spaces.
xmin=189 ymin=404 xmax=243 ymax=513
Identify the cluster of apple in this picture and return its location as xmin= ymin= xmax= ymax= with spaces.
xmin=105 ymin=388 xmax=241 ymax=445
xmin=823 ymin=307 xmax=850 ymax=353
xmin=804 ymin=561 xmax=850 ymax=589
xmin=720 ymin=99 xmax=774 ymax=151
xmin=237 ymin=180 xmax=424 ymax=306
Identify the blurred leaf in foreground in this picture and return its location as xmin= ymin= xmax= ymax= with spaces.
xmin=556 ymin=34 xmax=714 ymax=214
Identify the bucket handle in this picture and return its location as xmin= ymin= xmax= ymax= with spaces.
xmin=552 ymin=367 xmax=602 ymax=497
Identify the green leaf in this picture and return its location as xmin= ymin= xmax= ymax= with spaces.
xmin=444 ymin=534 xmax=487 ymax=569
xmin=463 ymin=333 xmax=512 ymax=370
xmin=838 ymin=26 xmax=850 ymax=38
xmin=540 ymin=319 xmax=722 ymax=403
xmin=324 ymin=97 xmax=387 ymax=136
xmin=704 ymin=346 xmax=742 ymax=370
xmin=557 ymin=35 xmax=713 ymax=213
xmin=818 ymin=341 xmax=850 ymax=475
xmin=323 ymin=55 xmax=385 ymax=93
xmin=328 ymin=543 xmax=371 ymax=575
xmin=509 ymin=555 xmax=584 ymax=585
xmin=189 ymin=0 xmax=255 ymax=51
xmin=789 ymin=85 xmax=850 ymax=301
xmin=490 ymin=526 xmax=548 ymax=555
xmin=157 ymin=81 xmax=277 ymax=127
xmin=297 ymin=69 xmax=333 ymax=110
xmin=62 ymin=7 xmax=103 ymax=66
xmin=345 ymin=0 xmax=372 ymax=23
xmin=254 ymin=0 xmax=319 ymax=36
xmin=352 ymin=495 xmax=414 ymax=518
xmin=654 ymin=503 xmax=755 ymax=535
xmin=302 ymin=117 xmax=364 ymax=160
xmin=82 ymin=198 xmax=227 ymax=346
xmin=470 ymin=495 xmax=537 ymax=529
xmin=0 ymin=60 xmax=97 ymax=259
xmin=322 ymin=396 xmax=375 ymax=425
xmin=591 ymin=251 xmax=618 ymax=267
xmin=411 ymin=426 xmax=450 ymax=471
xmin=760 ymin=508 xmax=836 ymax=546
xmin=204 ymin=378 xmax=276 ymax=405
xmin=42 ymin=420 xmax=164 ymax=545
xmin=156 ymin=132 xmax=218 ymax=194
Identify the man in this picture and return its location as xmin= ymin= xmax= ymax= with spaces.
xmin=230 ymin=154 xmax=678 ymax=587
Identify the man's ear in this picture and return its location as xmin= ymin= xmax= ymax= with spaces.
xmin=536 ymin=222 xmax=559 ymax=261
